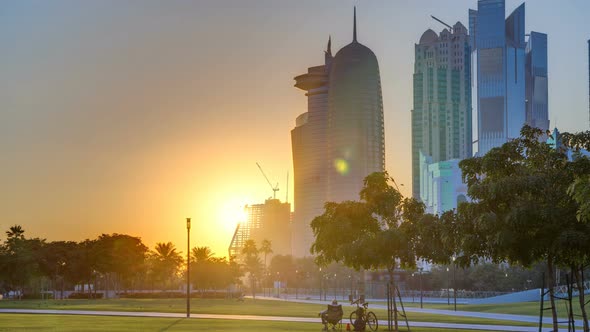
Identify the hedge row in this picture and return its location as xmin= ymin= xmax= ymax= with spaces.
xmin=117 ymin=291 xmax=241 ymax=299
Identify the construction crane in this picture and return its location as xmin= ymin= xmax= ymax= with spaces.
xmin=256 ymin=162 xmax=279 ymax=200
xmin=431 ymin=15 xmax=453 ymax=32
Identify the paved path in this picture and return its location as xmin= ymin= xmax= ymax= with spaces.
xmin=254 ymin=296 xmax=584 ymax=328
xmin=0 ymin=308 xmax=572 ymax=331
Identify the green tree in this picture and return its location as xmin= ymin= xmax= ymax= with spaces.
xmin=151 ymin=242 xmax=183 ymax=291
xmin=37 ymin=241 xmax=78 ymax=299
xmin=260 ymin=239 xmax=273 ymax=269
xmin=569 ymin=175 xmax=590 ymax=223
xmin=192 ymin=246 xmax=214 ymax=263
xmin=458 ymin=125 xmax=590 ymax=330
xmin=5 ymin=225 xmax=24 ymax=240
xmin=311 ymin=171 xmax=426 ymax=330
xmin=191 ymin=246 xmax=213 ymax=291
xmin=268 ymin=255 xmax=296 ymax=287
xmin=95 ymin=234 xmax=148 ymax=293
xmin=0 ymin=226 xmax=44 ymax=299
xmin=241 ymin=239 xmax=261 ymax=299
xmin=191 ymin=255 xmax=239 ymax=291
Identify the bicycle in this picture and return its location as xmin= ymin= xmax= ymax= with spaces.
xmin=349 ymin=298 xmax=378 ymax=331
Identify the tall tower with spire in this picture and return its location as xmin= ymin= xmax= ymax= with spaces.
xmin=291 ymin=8 xmax=384 ymax=256
xmin=326 ymin=7 xmax=385 ymax=203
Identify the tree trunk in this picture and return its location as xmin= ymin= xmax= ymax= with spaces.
xmin=547 ymin=257 xmax=559 ymax=332
xmin=359 ymin=268 xmax=366 ymax=299
xmin=388 ymin=266 xmax=398 ymax=331
xmin=575 ymin=266 xmax=589 ymax=332
xmin=52 ymin=276 xmax=57 ymax=300
xmin=251 ymin=275 xmax=256 ymax=299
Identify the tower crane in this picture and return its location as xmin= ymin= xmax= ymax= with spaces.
xmin=430 ymin=15 xmax=453 ymax=32
xmin=256 ymin=162 xmax=279 ymax=200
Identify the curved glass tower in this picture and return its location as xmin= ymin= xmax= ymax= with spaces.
xmin=291 ymin=8 xmax=384 ymax=256
xmin=327 ymin=8 xmax=385 ymax=203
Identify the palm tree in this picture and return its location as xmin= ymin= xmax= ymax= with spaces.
xmin=6 ymin=225 xmax=24 ymax=239
xmin=260 ymin=239 xmax=273 ymax=268
xmin=154 ymin=242 xmax=182 ymax=261
xmin=241 ymin=239 xmax=258 ymax=258
xmin=152 ymin=242 xmax=183 ymax=290
xmin=192 ymin=246 xmax=214 ymax=263
xmin=241 ymin=240 xmax=260 ymax=299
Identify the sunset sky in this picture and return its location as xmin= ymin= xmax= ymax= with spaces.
xmin=2 ymin=0 xmax=589 ymax=257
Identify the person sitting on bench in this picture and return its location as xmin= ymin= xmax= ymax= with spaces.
xmin=319 ymin=299 xmax=343 ymax=331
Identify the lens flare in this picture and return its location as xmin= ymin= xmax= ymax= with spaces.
xmin=334 ymin=158 xmax=349 ymax=175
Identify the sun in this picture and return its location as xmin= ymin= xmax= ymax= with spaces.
xmin=218 ymin=199 xmax=249 ymax=233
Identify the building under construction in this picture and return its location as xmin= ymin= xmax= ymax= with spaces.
xmin=228 ymin=199 xmax=292 ymax=258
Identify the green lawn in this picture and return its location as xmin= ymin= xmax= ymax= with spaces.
xmin=0 ymin=314 xmax=509 ymax=332
xmin=395 ymin=298 xmax=582 ymax=317
xmin=0 ymin=298 xmax=548 ymax=328
xmin=0 ymin=298 xmax=326 ymax=317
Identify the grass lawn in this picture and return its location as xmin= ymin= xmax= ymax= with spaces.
xmin=0 ymin=298 xmax=326 ymax=317
xmin=396 ymin=298 xmax=583 ymax=318
xmin=0 ymin=298 xmax=548 ymax=328
xmin=0 ymin=314 xmax=509 ymax=332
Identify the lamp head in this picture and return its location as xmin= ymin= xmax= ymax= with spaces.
xmin=186 ymin=218 xmax=191 ymax=230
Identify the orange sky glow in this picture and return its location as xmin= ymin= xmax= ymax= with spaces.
xmin=2 ymin=0 xmax=589 ymax=257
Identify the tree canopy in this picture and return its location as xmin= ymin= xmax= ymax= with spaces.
xmin=458 ymin=125 xmax=590 ymax=330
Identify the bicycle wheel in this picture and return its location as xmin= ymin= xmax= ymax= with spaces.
xmin=366 ymin=311 xmax=378 ymax=331
xmin=349 ymin=311 xmax=358 ymax=325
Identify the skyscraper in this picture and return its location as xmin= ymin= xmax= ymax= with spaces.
xmin=411 ymin=23 xmax=472 ymax=199
xmin=290 ymin=39 xmax=332 ymax=258
xmin=291 ymin=8 xmax=384 ymax=256
xmin=588 ymin=39 xmax=589 ymax=126
xmin=470 ymin=0 xmax=526 ymax=155
xmin=228 ymin=199 xmax=291 ymax=258
xmin=326 ymin=8 xmax=385 ymax=203
xmin=525 ymin=32 xmax=549 ymax=133
xmin=470 ymin=1 xmax=549 ymax=153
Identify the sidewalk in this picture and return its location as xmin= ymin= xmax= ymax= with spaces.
xmin=0 ymin=308 xmax=572 ymax=331
xmin=254 ymin=295 xmax=584 ymax=328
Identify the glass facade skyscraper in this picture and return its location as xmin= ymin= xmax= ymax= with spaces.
xmin=326 ymin=9 xmax=385 ymax=204
xmin=291 ymin=9 xmax=384 ymax=256
xmin=470 ymin=1 xmax=549 ymax=153
xmin=411 ymin=23 xmax=472 ymax=199
xmin=525 ymin=32 xmax=549 ymax=133
xmin=470 ymin=0 xmax=526 ymax=155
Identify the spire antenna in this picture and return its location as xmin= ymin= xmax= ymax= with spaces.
xmin=327 ymin=35 xmax=332 ymax=55
xmin=353 ymin=6 xmax=357 ymax=42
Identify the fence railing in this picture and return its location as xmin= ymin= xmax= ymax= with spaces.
xmin=553 ymin=279 xmax=590 ymax=297
xmin=258 ymin=285 xmax=511 ymax=300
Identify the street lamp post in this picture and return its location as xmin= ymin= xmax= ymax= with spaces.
xmin=333 ymin=274 xmax=337 ymax=300
xmin=453 ymin=256 xmax=457 ymax=311
xmin=186 ymin=218 xmax=191 ymax=318
xmin=295 ymin=270 xmax=299 ymax=300
xmin=319 ymin=268 xmax=322 ymax=301
xmin=277 ymin=272 xmax=280 ymax=298
xmin=419 ymin=268 xmax=423 ymax=309
xmin=446 ymin=267 xmax=450 ymax=305
xmin=411 ymin=273 xmax=415 ymax=303
xmin=349 ymin=275 xmax=353 ymax=301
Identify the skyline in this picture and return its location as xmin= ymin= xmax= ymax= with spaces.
xmin=2 ymin=0 xmax=590 ymax=257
